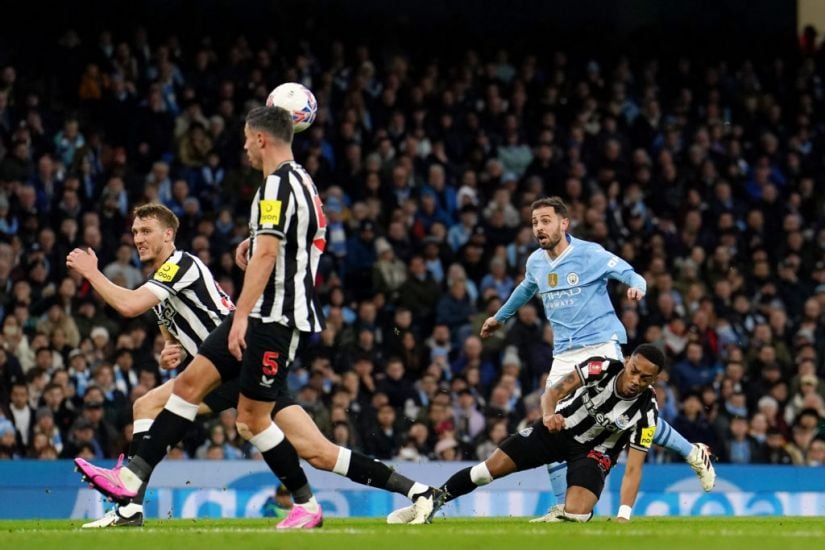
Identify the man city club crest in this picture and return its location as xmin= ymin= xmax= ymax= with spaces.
xmin=548 ymin=273 xmax=558 ymax=287
xmin=567 ymin=272 xmax=579 ymax=285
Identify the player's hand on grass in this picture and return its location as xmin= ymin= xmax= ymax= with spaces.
xmin=235 ymin=238 xmax=251 ymax=271
xmin=480 ymin=316 xmax=503 ymax=338
xmin=626 ymin=288 xmax=645 ymax=301
xmin=160 ymin=343 xmax=184 ymax=370
xmin=66 ymin=248 xmax=99 ymax=278
xmin=543 ymin=413 xmax=565 ymax=432
xmin=228 ymin=314 xmax=248 ymax=361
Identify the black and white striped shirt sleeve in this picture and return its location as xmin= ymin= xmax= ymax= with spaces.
xmin=627 ymin=393 xmax=659 ymax=453
xmin=574 ymin=357 xmax=615 ymax=385
xmin=255 ymin=171 xmax=294 ymax=239
xmin=143 ymin=253 xmax=198 ymax=300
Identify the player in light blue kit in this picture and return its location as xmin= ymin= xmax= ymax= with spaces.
xmin=480 ymin=197 xmax=715 ymax=522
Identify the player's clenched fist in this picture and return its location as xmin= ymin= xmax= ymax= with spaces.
xmin=480 ymin=316 xmax=503 ymax=338
xmin=159 ymin=343 xmax=184 ymax=370
xmin=626 ymin=287 xmax=645 ymax=301
xmin=66 ymin=248 xmax=98 ymax=278
xmin=543 ymin=413 xmax=565 ymax=432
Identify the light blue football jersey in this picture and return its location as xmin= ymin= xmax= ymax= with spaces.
xmin=494 ymin=235 xmax=646 ymax=354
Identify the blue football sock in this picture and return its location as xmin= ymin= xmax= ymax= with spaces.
xmin=653 ymin=418 xmax=694 ymax=458
xmin=546 ymin=461 xmax=567 ymax=504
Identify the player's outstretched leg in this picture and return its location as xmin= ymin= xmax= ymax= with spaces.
xmin=388 ymin=459 xmax=501 ymax=524
xmin=274 ymin=405 xmax=440 ymax=524
xmin=685 ymin=442 xmax=716 ymax=491
xmin=332 ymin=447 xmax=441 ymax=524
xmin=655 ymin=418 xmax=716 ymax=491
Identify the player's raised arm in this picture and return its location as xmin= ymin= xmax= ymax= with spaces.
xmin=601 ymin=249 xmax=646 ymax=301
xmin=481 ymin=274 xmax=539 ymax=338
xmin=67 ymin=248 xmax=160 ymax=318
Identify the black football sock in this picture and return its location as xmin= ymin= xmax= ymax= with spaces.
xmin=128 ymin=408 xmax=195 ymax=481
xmin=441 ymin=467 xmax=476 ymax=502
xmin=260 ymin=440 xmax=312 ymax=505
xmin=131 ymin=479 xmax=149 ymax=506
xmin=385 ymin=471 xmax=417 ymax=497
xmin=127 ymin=434 xmax=140 ymax=458
xmin=126 ymin=433 xmax=151 ymax=505
xmin=346 ymin=451 xmax=393 ymax=488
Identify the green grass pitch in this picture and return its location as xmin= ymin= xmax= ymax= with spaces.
xmin=3 ymin=517 xmax=825 ymax=550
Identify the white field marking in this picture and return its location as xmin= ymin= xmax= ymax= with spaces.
xmin=10 ymin=527 xmax=825 ymax=539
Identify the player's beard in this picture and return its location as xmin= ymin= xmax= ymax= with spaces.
xmin=538 ymin=230 xmax=562 ymax=250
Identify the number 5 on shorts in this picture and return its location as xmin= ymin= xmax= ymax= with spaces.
xmin=262 ymin=351 xmax=279 ymax=376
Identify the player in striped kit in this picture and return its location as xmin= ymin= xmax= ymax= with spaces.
xmin=403 ymin=345 xmax=665 ymax=523
xmin=72 ymin=107 xmax=440 ymax=528
xmin=480 ymin=197 xmax=714 ymax=521
xmin=67 ymin=203 xmax=238 ymax=527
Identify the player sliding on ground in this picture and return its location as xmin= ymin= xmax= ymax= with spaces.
xmin=483 ymin=197 xmax=713 ymax=521
xmin=391 ymin=344 xmax=665 ymax=523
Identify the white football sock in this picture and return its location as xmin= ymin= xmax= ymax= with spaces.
xmin=297 ymin=495 xmax=319 ymax=513
xmin=118 ymin=502 xmax=144 ymax=517
xmin=406 ymin=482 xmax=430 ymax=500
xmin=119 ymin=466 xmax=144 ymax=493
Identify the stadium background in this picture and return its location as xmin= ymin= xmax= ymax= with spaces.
xmin=1 ymin=0 xmax=825 ymax=519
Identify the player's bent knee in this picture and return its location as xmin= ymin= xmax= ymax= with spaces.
xmin=133 ymin=397 xmax=156 ymax=420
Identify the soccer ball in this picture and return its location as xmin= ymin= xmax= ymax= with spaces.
xmin=266 ymin=82 xmax=317 ymax=133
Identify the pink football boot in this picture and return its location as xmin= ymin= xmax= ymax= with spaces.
xmin=74 ymin=454 xmax=137 ymax=504
xmin=276 ymin=503 xmax=324 ymax=529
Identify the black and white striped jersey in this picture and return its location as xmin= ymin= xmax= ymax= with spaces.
xmin=247 ymin=160 xmax=326 ymax=332
xmin=142 ymin=250 xmax=234 ymax=357
xmin=557 ymin=357 xmax=658 ymax=458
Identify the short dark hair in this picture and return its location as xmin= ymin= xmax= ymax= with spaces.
xmin=134 ymin=202 xmax=180 ymax=235
xmin=246 ymin=106 xmax=294 ymax=145
xmin=531 ymin=196 xmax=569 ymax=218
xmin=632 ymin=343 xmax=666 ymax=373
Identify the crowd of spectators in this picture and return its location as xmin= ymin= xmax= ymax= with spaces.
xmin=1 ymin=23 xmax=825 ymax=468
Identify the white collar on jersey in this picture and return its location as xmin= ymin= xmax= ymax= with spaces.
xmin=543 ymin=234 xmax=575 ymax=269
